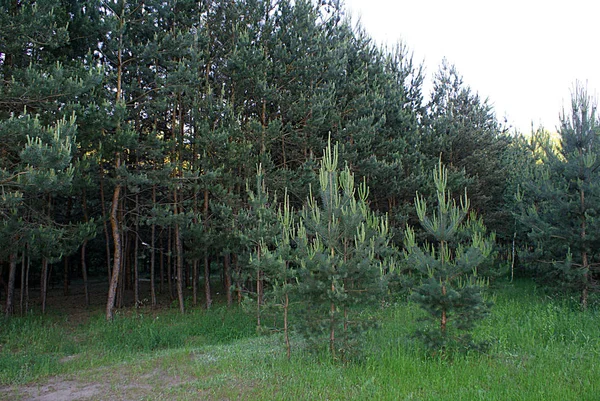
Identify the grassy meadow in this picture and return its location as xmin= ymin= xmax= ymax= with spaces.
xmin=1 ymin=280 xmax=599 ymax=400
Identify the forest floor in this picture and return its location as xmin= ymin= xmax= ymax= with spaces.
xmin=2 ymin=279 xmax=600 ymax=400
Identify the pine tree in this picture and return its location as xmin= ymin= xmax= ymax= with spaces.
xmin=405 ymin=160 xmax=492 ymax=353
xmin=518 ymin=84 xmax=600 ymax=308
xmin=423 ymin=60 xmax=511 ymax=236
xmin=293 ymin=139 xmax=393 ymax=360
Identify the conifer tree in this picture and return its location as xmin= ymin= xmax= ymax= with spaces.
xmin=293 ymin=139 xmax=393 ymax=360
xmin=518 ymin=84 xmax=600 ymax=308
xmin=423 ymin=60 xmax=511 ymax=236
xmin=405 ymin=160 xmax=492 ymax=353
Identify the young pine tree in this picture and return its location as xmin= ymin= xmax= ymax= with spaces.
xmin=294 ymin=139 xmax=393 ymax=361
xmin=405 ymin=160 xmax=493 ymax=353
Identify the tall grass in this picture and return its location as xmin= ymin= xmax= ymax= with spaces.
xmin=0 ymin=306 xmax=255 ymax=384
xmin=1 ymin=280 xmax=599 ymax=400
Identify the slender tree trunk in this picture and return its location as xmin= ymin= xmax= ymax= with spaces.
xmin=511 ymin=231 xmax=516 ymax=282
xmin=174 ymin=189 xmax=185 ymax=314
xmin=234 ymin=254 xmax=242 ymax=304
xmin=159 ymin=236 xmax=164 ymax=294
xmin=204 ymin=255 xmax=212 ymax=309
xmin=193 ymin=259 xmax=198 ymax=307
xmin=81 ymin=188 xmax=90 ymax=306
xmin=41 ymin=258 xmax=48 ymax=314
xmin=81 ymin=241 xmax=89 ymax=306
xmin=224 ymin=253 xmax=232 ymax=307
xmin=19 ymin=252 xmax=25 ymax=315
xmin=63 ymin=196 xmax=72 ymax=296
xmin=25 ymin=249 xmax=30 ymax=313
xmin=134 ymin=193 xmax=140 ymax=307
xmin=256 ymin=247 xmax=262 ymax=328
xmin=106 ymin=5 xmax=125 ymax=320
xmin=167 ymin=227 xmax=174 ymax=300
xmin=204 ymin=189 xmax=212 ymax=309
xmin=99 ymin=170 xmax=112 ymax=283
xmin=106 ymin=175 xmax=122 ymax=320
xmin=580 ymin=188 xmax=588 ymax=309
xmin=150 ymin=186 xmax=157 ymax=307
xmin=134 ymin=231 xmax=140 ymax=307
xmin=5 ymin=252 xmax=17 ymax=317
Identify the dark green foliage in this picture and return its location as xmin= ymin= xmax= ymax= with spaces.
xmin=518 ymin=84 xmax=600 ymax=307
xmin=422 ymin=60 xmax=511 ymax=238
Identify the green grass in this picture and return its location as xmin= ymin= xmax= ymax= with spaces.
xmin=1 ymin=280 xmax=599 ymax=400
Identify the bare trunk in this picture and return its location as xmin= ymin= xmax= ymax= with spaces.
xmin=81 ymin=189 xmax=90 ymax=306
xmin=167 ymin=228 xmax=174 ymax=300
xmin=159 ymin=237 xmax=165 ymax=294
xmin=193 ymin=259 xmax=198 ymax=306
xmin=511 ymin=231 xmax=516 ymax=282
xmin=204 ymin=255 xmax=212 ymax=309
xmin=204 ymin=189 xmax=212 ymax=309
xmin=224 ymin=253 xmax=232 ymax=307
xmin=150 ymin=187 xmax=157 ymax=307
xmin=81 ymin=240 xmax=89 ymax=306
xmin=580 ymin=187 xmax=588 ymax=309
xmin=25 ymin=251 xmax=30 ymax=313
xmin=99 ymin=171 xmax=112 ymax=283
xmin=106 ymin=180 xmax=122 ymax=321
xmin=41 ymin=258 xmax=48 ymax=314
xmin=441 ymin=284 xmax=448 ymax=333
xmin=134 ymin=232 xmax=139 ymax=307
xmin=134 ymin=193 xmax=140 ymax=307
xmin=234 ymin=254 xmax=242 ymax=304
xmin=5 ymin=252 xmax=17 ymax=317
xmin=174 ymin=188 xmax=185 ymax=314
xmin=63 ymin=196 xmax=72 ymax=296
xmin=63 ymin=256 xmax=69 ymax=296
xmin=256 ymin=248 xmax=262 ymax=328
xmin=19 ymin=252 xmax=25 ymax=315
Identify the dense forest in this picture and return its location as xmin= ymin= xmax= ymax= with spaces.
xmin=1 ymin=0 xmax=599 ymax=356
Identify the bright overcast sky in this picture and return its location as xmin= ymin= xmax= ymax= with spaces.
xmin=342 ymin=0 xmax=600 ymax=133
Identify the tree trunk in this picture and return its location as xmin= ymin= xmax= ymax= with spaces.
xmin=224 ymin=253 xmax=232 ymax=307
xmin=106 ymin=177 xmax=122 ymax=321
xmin=63 ymin=196 xmax=72 ymax=296
xmin=580 ymin=187 xmax=588 ymax=310
xmin=99 ymin=170 xmax=113 ymax=283
xmin=150 ymin=186 xmax=157 ymax=307
xmin=4 ymin=252 xmax=17 ymax=317
xmin=19 ymin=252 xmax=25 ymax=315
xmin=167 ymin=227 xmax=174 ymax=300
xmin=81 ymin=189 xmax=90 ymax=306
xmin=204 ymin=255 xmax=212 ymax=309
xmin=193 ymin=259 xmax=198 ymax=307
xmin=41 ymin=257 xmax=49 ymax=314
xmin=81 ymin=240 xmax=89 ymax=306
xmin=174 ymin=189 xmax=185 ymax=314
xmin=204 ymin=189 xmax=212 ymax=309
xmin=234 ymin=254 xmax=242 ymax=304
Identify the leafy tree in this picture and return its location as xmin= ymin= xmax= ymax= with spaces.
xmin=405 ymin=160 xmax=492 ymax=353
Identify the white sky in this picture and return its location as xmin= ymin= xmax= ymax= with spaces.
xmin=342 ymin=0 xmax=600 ymax=133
